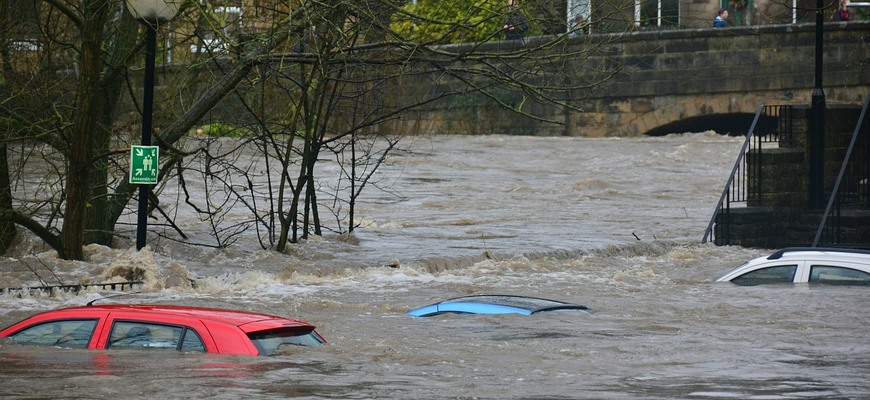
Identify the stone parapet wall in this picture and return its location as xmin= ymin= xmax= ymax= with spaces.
xmin=569 ymin=22 xmax=870 ymax=136
xmin=131 ymin=23 xmax=870 ymax=139
xmin=419 ymin=22 xmax=870 ymax=137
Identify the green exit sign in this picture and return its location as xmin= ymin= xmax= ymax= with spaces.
xmin=129 ymin=145 xmax=159 ymax=184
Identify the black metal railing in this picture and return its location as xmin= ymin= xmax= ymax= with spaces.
xmin=813 ymin=93 xmax=870 ymax=247
xmin=0 ymin=281 xmax=143 ymax=297
xmin=702 ymin=105 xmax=793 ymax=244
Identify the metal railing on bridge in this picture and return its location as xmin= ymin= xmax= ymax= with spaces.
xmin=813 ymin=93 xmax=870 ymax=247
xmin=702 ymin=105 xmax=795 ymax=245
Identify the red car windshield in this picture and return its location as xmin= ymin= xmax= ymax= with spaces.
xmin=247 ymin=327 xmax=324 ymax=356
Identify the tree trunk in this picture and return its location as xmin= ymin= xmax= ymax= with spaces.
xmin=85 ymin=13 xmax=140 ymax=246
xmin=0 ymin=142 xmax=17 ymax=253
xmin=0 ymin=0 xmax=17 ymax=253
xmin=60 ymin=0 xmax=110 ymax=260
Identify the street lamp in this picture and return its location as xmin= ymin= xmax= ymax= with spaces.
xmin=125 ymin=0 xmax=180 ymax=250
xmin=809 ymin=0 xmax=826 ymax=209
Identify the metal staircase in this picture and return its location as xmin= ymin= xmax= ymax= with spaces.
xmin=702 ymin=105 xmax=795 ymax=245
xmin=703 ymin=94 xmax=870 ymax=248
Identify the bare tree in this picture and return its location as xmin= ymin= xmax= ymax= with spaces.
xmin=160 ymin=0 xmax=623 ymax=253
xmin=0 ymin=0 xmax=625 ymax=259
xmin=0 ymin=1 xmax=303 ymax=258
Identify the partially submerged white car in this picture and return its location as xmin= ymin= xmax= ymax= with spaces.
xmin=717 ymin=247 xmax=870 ymax=285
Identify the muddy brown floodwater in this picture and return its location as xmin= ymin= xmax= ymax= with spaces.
xmin=2 ymin=133 xmax=868 ymax=399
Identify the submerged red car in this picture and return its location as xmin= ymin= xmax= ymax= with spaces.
xmin=0 ymin=304 xmax=325 ymax=356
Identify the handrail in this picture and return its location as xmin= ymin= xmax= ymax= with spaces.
xmin=812 ymin=92 xmax=870 ymax=246
xmin=702 ymin=105 xmax=767 ymax=243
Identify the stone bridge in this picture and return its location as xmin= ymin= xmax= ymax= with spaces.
xmin=417 ymin=21 xmax=870 ymax=137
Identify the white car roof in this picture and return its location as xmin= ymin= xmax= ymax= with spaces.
xmin=764 ymin=247 xmax=870 ymax=261
xmin=717 ymin=247 xmax=870 ymax=282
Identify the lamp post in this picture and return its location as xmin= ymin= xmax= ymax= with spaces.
xmin=125 ymin=0 xmax=180 ymax=250
xmin=809 ymin=0 xmax=826 ymax=209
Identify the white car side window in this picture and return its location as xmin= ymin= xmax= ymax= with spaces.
xmin=809 ymin=265 xmax=870 ymax=284
xmin=731 ymin=264 xmax=797 ymax=285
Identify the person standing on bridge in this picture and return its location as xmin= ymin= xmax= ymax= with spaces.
xmin=713 ymin=9 xmax=728 ymax=28
xmin=503 ymin=0 xmax=530 ymax=40
xmin=569 ymin=14 xmax=589 ymax=37
xmin=833 ymin=0 xmax=850 ymax=21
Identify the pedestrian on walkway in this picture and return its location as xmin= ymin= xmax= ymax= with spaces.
xmin=713 ymin=9 xmax=728 ymax=28
xmin=503 ymin=0 xmax=530 ymax=40
xmin=833 ymin=0 xmax=850 ymax=21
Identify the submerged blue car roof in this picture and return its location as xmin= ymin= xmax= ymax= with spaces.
xmin=407 ymin=295 xmax=589 ymax=317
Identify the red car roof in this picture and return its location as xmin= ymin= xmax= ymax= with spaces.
xmin=28 ymin=304 xmax=313 ymax=330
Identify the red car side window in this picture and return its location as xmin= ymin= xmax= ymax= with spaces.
xmin=11 ymin=319 xmax=97 ymax=349
xmin=108 ymin=321 xmax=205 ymax=352
xmin=180 ymin=328 xmax=206 ymax=352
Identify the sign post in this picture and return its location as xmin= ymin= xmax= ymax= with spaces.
xmin=125 ymin=0 xmax=179 ymax=251
xmin=129 ymin=145 xmax=160 ymax=185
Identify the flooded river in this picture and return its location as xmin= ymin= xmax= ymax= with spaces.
xmin=1 ymin=133 xmax=869 ymax=399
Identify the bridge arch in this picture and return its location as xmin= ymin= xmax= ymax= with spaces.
xmin=643 ymin=112 xmax=771 ymax=136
